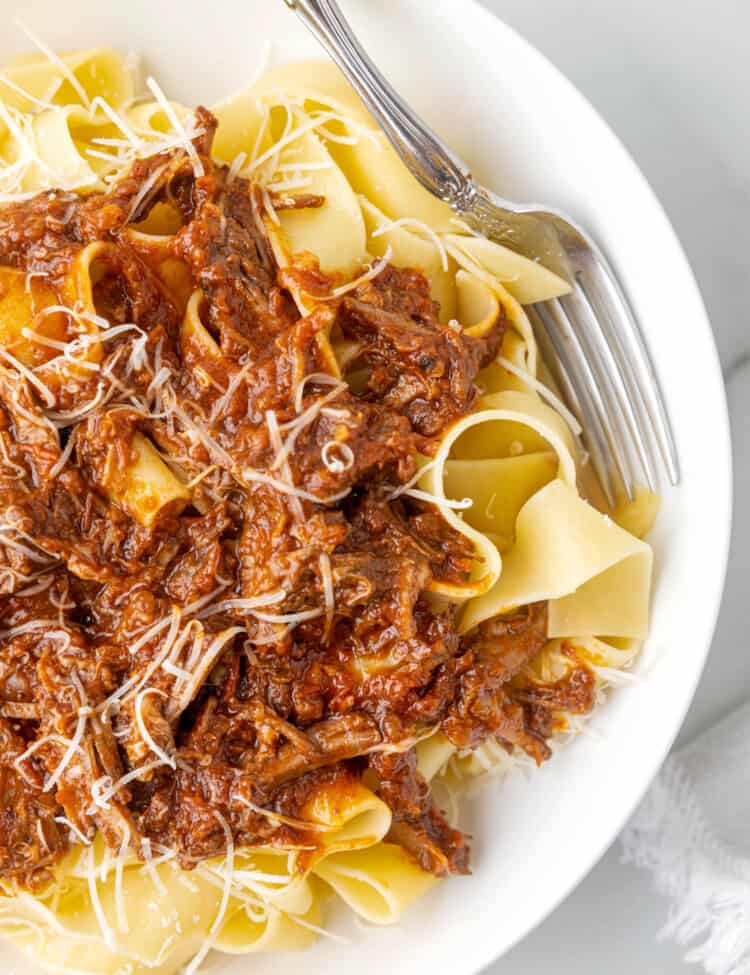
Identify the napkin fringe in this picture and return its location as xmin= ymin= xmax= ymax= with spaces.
xmin=622 ymin=758 xmax=750 ymax=975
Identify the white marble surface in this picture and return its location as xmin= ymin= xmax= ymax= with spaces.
xmin=475 ymin=0 xmax=749 ymax=971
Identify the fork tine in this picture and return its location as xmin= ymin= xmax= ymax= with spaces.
xmin=557 ymin=285 xmax=651 ymax=497
xmin=530 ymin=303 xmax=618 ymax=508
xmin=572 ymin=269 xmax=658 ymax=493
xmin=565 ymin=280 xmax=658 ymax=494
xmin=527 ymin=307 xmax=611 ymax=493
xmin=541 ymin=296 xmax=636 ymax=499
xmin=528 ymin=308 xmax=586 ymax=425
xmin=568 ymin=277 xmax=658 ymax=493
xmin=577 ymin=249 xmax=680 ymax=485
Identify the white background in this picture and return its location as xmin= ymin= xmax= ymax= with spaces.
xmin=478 ymin=1 xmax=749 ymax=971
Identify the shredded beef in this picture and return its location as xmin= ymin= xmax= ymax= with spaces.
xmin=0 ymin=109 xmax=594 ymax=890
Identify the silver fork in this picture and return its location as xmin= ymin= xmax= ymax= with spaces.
xmin=284 ymin=0 xmax=680 ymax=505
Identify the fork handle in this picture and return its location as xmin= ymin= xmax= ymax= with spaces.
xmin=284 ymin=0 xmax=574 ymax=281
xmin=283 ymin=0 xmax=476 ymax=209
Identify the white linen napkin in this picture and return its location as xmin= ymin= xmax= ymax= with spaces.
xmin=621 ymin=701 xmax=750 ymax=975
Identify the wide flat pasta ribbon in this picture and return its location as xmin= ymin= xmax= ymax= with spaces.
xmin=1 ymin=48 xmax=133 ymax=113
xmin=0 ymin=267 xmax=69 ymax=367
xmin=275 ymin=127 xmax=367 ymax=277
xmin=444 ymin=233 xmax=570 ymax=306
xmin=461 ymin=479 xmax=653 ymax=638
xmin=426 ymin=391 xmax=576 ymax=599
xmin=314 ymin=844 xmax=437 ymax=924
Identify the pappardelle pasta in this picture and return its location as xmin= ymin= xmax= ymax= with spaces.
xmin=0 ymin=41 xmax=657 ymax=975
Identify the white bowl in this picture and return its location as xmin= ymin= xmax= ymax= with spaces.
xmin=0 ymin=1 xmax=732 ymax=973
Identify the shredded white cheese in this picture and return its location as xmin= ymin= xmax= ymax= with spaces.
xmin=195 ymin=591 xmax=286 ymax=619
xmin=114 ymin=823 xmax=131 ymax=934
xmin=318 ymin=552 xmax=335 ymax=632
xmin=321 ymin=440 xmax=354 ymax=474
xmin=12 ymin=733 xmax=84 ymax=785
xmin=48 ymin=429 xmax=77 ymax=479
xmin=292 ymin=372 xmax=343 ymax=414
xmin=384 ymin=459 xmax=439 ymax=502
xmin=234 ymin=794 xmax=335 ymax=833
xmin=496 ymin=355 xmax=582 ymax=437
xmin=0 ymin=71 xmax=56 ymax=111
xmin=399 ymin=487 xmax=473 ymax=510
xmin=241 ymin=468 xmax=351 ymax=506
xmin=265 ymin=408 xmax=304 ymax=522
xmin=125 ymin=159 xmax=170 ymax=222
xmin=86 ymin=843 xmax=117 ymax=950
xmin=14 ymin=20 xmax=91 ymax=108
xmin=139 ymin=838 xmax=167 ymax=897
xmin=145 ymin=76 xmax=203 ymax=178
xmin=134 ymin=688 xmax=175 ymax=770
xmin=251 ymin=608 xmax=323 ymax=625
xmin=93 ymin=760 xmax=167 ymax=809
xmin=371 ymin=216 xmax=449 ymax=271
xmin=183 ymin=812 xmax=234 ymax=975
xmin=53 ymin=816 xmax=91 ymax=846
xmin=43 ymin=708 xmax=87 ymax=793
xmin=324 ymin=246 xmax=393 ymax=300
xmin=272 ymin=382 xmax=347 ymax=470
xmin=170 ymin=627 xmax=245 ymax=717
xmin=226 ymin=150 xmax=247 ymax=185
xmin=0 ymin=347 xmax=56 ymax=407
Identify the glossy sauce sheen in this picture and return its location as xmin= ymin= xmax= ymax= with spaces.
xmin=0 ymin=109 xmax=595 ymax=890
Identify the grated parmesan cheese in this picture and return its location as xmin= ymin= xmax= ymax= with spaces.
xmin=85 ymin=843 xmax=117 ymax=950
xmin=226 ymin=150 xmax=247 ymax=185
xmin=124 ymin=159 xmax=170 ymax=222
xmin=495 ymin=355 xmax=583 ymax=437
xmin=371 ymin=215 xmax=449 ymax=271
xmin=139 ymin=838 xmax=167 ymax=897
xmin=322 ymin=246 xmax=393 ymax=300
xmin=265 ymin=408 xmax=303 ymax=522
xmin=318 ymin=552 xmax=335 ymax=633
xmin=48 ymin=428 xmax=77 ymax=479
xmin=292 ymin=372 xmax=343 ymax=414
xmin=321 ymin=440 xmax=354 ymax=474
xmin=43 ymin=701 xmax=87 ymax=793
xmin=145 ymin=76 xmax=203 ymax=178
xmin=384 ymin=459 xmax=439 ymax=502
xmin=134 ymin=688 xmax=175 ymax=769
xmin=12 ymin=733 xmax=84 ymax=785
xmin=195 ymin=591 xmax=286 ymax=619
xmin=273 ymin=382 xmax=347 ymax=470
xmin=251 ymin=608 xmax=323 ymax=626
xmin=0 ymin=71 xmax=56 ymax=111
xmin=399 ymin=487 xmax=473 ymax=510
xmin=53 ymin=816 xmax=91 ymax=847
xmin=0 ymin=347 xmax=56 ymax=407
xmin=14 ymin=20 xmax=91 ymax=108
xmin=92 ymin=760 xmax=166 ymax=811
xmin=114 ymin=823 xmax=131 ymax=934
xmin=183 ymin=812 xmax=234 ymax=975
xmin=234 ymin=794 xmax=335 ymax=833
xmin=169 ymin=627 xmax=245 ymax=718
xmin=241 ymin=468 xmax=351 ymax=506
